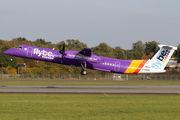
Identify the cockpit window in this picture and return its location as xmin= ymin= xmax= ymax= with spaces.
xmin=14 ymin=46 xmax=23 ymax=49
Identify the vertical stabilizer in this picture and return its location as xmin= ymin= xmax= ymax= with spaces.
xmin=139 ymin=44 xmax=177 ymax=73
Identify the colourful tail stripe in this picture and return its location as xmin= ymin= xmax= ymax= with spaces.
xmin=124 ymin=60 xmax=148 ymax=74
xmin=133 ymin=60 xmax=148 ymax=74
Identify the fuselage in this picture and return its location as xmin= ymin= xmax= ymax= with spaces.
xmin=4 ymin=45 xmax=149 ymax=74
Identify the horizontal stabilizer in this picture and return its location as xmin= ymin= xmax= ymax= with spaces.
xmin=159 ymin=45 xmax=177 ymax=50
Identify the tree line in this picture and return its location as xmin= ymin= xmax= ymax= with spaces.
xmin=0 ymin=37 xmax=178 ymax=75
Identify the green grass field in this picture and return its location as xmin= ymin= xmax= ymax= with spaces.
xmin=0 ymin=94 xmax=180 ymax=120
xmin=0 ymin=80 xmax=180 ymax=120
xmin=0 ymin=80 xmax=180 ymax=85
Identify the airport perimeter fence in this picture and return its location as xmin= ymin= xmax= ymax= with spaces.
xmin=1 ymin=74 xmax=180 ymax=80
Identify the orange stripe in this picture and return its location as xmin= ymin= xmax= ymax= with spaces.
xmin=165 ymin=55 xmax=168 ymax=59
xmin=133 ymin=60 xmax=148 ymax=74
xmin=124 ymin=60 xmax=143 ymax=74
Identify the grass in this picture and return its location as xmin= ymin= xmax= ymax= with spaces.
xmin=0 ymin=94 xmax=180 ymax=120
xmin=0 ymin=79 xmax=180 ymax=85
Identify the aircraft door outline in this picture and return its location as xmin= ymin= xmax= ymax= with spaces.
xmin=27 ymin=47 xmax=33 ymax=57
xmin=114 ymin=61 xmax=120 ymax=72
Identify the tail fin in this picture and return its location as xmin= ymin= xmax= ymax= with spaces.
xmin=139 ymin=44 xmax=177 ymax=73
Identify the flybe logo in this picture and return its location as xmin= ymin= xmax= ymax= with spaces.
xmin=157 ymin=50 xmax=170 ymax=63
xmin=33 ymin=48 xmax=54 ymax=59
xmin=151 ymin=50 xmax=170 ymax=69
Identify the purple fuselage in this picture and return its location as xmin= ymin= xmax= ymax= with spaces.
xmin=4 ymin=45 xmax=133 ymax=74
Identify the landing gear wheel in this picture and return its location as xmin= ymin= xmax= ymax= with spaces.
xmin=80 ymin=63 xmax=87 ymax=75
xmin=81 ymin=70 xmax=87 ymax=75
xmin=10 ymin=56 xmax=13 ymax=61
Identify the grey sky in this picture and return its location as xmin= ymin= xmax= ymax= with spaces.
xmin=0 ymin=0 xmax=180 ymax=49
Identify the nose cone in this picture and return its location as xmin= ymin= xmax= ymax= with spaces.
xmin=4 ymin=49 xmax=13 ymax=55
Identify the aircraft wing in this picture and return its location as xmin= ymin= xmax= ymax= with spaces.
xmin=78 ymin=48 xmax=92 ymax=56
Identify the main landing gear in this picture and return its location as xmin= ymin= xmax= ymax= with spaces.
xmin=81 ymin=63 xmax=87 ymax=75
xmin=10 ymin=56 xmax=13 ymax=61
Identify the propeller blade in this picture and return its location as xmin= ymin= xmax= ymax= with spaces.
xmin=61 ymin=53 xmax=64 ymax=63
xmin=59 ymin=43 xmax=65 ymax=54
xmin=62 ymin=43 xmax=65 ymax=51
xmin=59 ymin=43 xmax=65 ymax=63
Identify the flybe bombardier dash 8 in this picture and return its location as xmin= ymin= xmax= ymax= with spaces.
xmin=4 ymin=44 xmax=177 ymax=75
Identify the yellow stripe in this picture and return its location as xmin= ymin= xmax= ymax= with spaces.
xmin=124 ymin=60 xmax=143 ymax=74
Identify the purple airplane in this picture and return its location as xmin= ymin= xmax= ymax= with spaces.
xmin=4 ymin=44 xmax=177 ymax=75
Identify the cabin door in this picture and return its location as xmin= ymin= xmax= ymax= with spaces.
xmin=27 ymin=47 xmax=33 ymax=57
xmin=114 ymin=61 xmax=120 ymax=72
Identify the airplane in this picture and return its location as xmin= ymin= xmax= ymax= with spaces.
xmin=4 ymin=44 xmax=177 ymax=75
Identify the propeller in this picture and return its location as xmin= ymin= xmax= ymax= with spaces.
xmin=59 ymin=43 xmax=65 ymax=63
